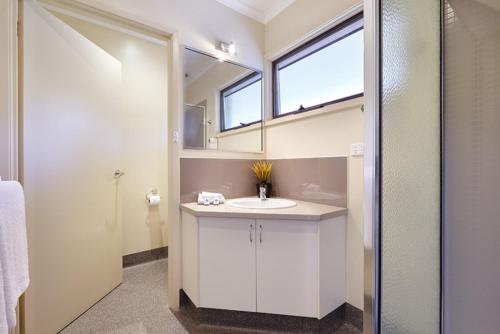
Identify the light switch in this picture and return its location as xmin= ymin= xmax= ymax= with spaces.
xmin=207 ymin=137 xmax=218 ymax=149
xmin=173 ymin=130 xmax=180 ymax=144
xmin=350 ymin=143 xmax=364 ymax=156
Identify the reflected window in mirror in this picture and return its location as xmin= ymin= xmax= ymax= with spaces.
xmin=220 ymin=72 xmax=262 ymax=132
xmin=183 ymin=47 xmax=263 ymax=153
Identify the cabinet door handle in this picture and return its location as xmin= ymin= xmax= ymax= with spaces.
xmin=250 ymin=224 xmax=254 ymax=243
xmin=259 ymin=225 xmax=263 ymax=243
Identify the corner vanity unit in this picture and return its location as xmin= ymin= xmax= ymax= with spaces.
xmin=180 ymin=198 xmax=347 ymax=319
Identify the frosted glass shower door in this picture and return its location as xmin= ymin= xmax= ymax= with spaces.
xmin=380 ymin=0 xmax=441 ymax=333
xmin=23 ymin=1 xmax=123 ymax=333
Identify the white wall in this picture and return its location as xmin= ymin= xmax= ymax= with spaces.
xmin=264 ymin=0 xmax=364 ymax=310
xmin=265 ymin=0 xmax=361 ymax=56
xmin=218 ymin=126 xmax=262 ymax=153
xmin=75 ymin=0 xmax=265 ymax=70
xmin=54 ymin=13 xmax=169 ymax=256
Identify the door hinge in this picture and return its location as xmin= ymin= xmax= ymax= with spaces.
xmin=17 ymin=21 xmax=20 ymax=37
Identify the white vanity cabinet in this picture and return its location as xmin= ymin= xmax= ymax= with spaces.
xmin=181 ymin=205 xmax=346 ymax=319
xmin=256 ymin=219 xmax=319 ymax=317
xmin=199 ymin=217 xmax=256 ymax=312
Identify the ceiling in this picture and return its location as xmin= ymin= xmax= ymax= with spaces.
xmin=215 ymin=0 xmax=295 ymax=24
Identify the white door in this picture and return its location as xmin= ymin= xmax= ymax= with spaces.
xmin=256 ymin=220 xmax=319 ymax=318
xmin=23 ymin=1 xmax=123 ymax=333
xmin=199 ymin=217 xmax=256 ymax=312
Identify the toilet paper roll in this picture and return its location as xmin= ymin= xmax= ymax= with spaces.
xmin=147 ymin=194 xmax=161 ymax=206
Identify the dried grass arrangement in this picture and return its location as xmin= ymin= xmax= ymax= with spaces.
xmin=250 ymin=160 xmax=273 ymax=183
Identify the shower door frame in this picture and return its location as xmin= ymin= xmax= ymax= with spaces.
xmin=364 ymin=0 xmax=445 ymax=333
xmin=363 ymin=0 xmax=381 ymax=333
xmin=184 ymin=103 xmax=207 ymax=149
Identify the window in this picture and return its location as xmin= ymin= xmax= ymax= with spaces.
xmin=272 ymin=13 xmax=364 ymax=118
xmin=220 ymin=72 xmax=262 ymax=132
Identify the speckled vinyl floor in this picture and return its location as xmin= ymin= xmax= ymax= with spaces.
xmin=60 ymin=259 xmax=187 ymax=334
xmin=60 ymin=260 xmax=360 ymax=334
xmin=174 ymin=321 xmax=361 ymax=334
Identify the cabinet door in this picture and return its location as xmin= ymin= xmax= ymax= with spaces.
xmin=256 ymin=220 xmax=319 ymax=318
xmin=199 ymin=217 xmax=256 ymax=312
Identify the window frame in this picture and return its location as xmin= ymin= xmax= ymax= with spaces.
xmin=220 ymin=71 xmax=263 ymax=132
xmin=272 ymin=12 xmax=364 ymax=119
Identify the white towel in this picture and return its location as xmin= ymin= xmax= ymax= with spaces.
xmin=197 ymin=192 xmax=226 ymax=204
xmin=201 ymin=191 xmax=226 ymax=200
xmin=0 ymin=181 xmax=29 ymax=332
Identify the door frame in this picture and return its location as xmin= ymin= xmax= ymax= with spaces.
xmin=14 ymin=1 xmax=178 ymax=332
xmin=3 ymin=0 xmax=18 ymax=183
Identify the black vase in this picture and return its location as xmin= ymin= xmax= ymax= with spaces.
xmin=256 ymin=182 xmax=272 ymax=198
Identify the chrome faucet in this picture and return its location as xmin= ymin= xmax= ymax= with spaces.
xmin=259 ymin=185 xmax=267 ymax=200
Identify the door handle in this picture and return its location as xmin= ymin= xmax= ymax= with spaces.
xmin=113 ymin=169 xmax=125 ymax=179
xmin=259 ymin=225 xmax=263 ymax=243
xmin=250 ymin=224 xmax=254 ymax=243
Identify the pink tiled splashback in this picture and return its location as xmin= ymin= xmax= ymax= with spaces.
xmin=270 ymin=157 xmax=347 ymax=208
xmin=180 ymin=159 xmax=256 ymax=204
xmin=180 ymin=157 xmax=347 ymax=208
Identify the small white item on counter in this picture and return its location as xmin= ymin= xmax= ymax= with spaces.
xmin=197 ymin=191 xmax=225 ymax=205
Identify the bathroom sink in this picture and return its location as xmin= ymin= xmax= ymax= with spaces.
xmin=226 ymin=198 xmax=297 ymax=209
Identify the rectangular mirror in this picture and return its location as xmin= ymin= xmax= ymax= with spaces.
xmin=183 ymin=47 xmax=263 ymax=152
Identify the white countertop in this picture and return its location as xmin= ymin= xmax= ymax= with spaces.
xmin=180 ymin=199 xmax=347 ymax=221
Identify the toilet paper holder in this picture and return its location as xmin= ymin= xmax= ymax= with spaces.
xmin=146 ymin=189 xmax=161 ymax=205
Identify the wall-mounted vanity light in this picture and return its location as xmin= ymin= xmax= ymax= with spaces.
xmin=216 ymin=41 xmax=236 ymax=56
